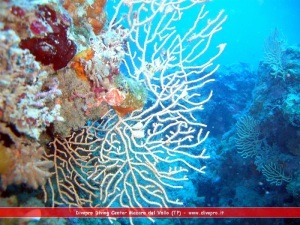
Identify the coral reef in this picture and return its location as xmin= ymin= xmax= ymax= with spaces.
xmin=18 ymin=5 xmax=77 ymax=70
xmin=1 ymin=2 xmax=76 ymax=71
xmin=250 ymin=45 xmax=300 ymax=158
xmin=0 ymin=29 xmax=63 ymax=140
xmin=112 ymin=74 xmax=147 ymax=117
xmin=42 ymin=4 xmax=226 ymax=224
xmin=283 ymin=93 xmax=300 ymax=127
xmin=1 ymin=1 xmax=299 ymax=224
xmin=53 ymin=67 xmax=109 ymax=136
xmin=226 ymin=44 xmax=300 ymax=196
xmin=0 ymin=3 xmax=227 ymax=220
xmin=0 ymin=142 xmax=12 ymax=174
xmin=0 ymin=123 xmax=54 ymax=190
xmin=199 ymin=42 xmax=300 ymax=211
xmin=63 ymin=0 xmax=107 ymax=36
xmin=0 ymin=1 xmax=66 ymax=192
xmin=66 ymin=25 xmax=147 ymax=119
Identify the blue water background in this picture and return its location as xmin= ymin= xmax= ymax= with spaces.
xmin=106 ymin=0 xmax=300 ymax=67
xmin=212 ymin=0 xmax=300 ymax=67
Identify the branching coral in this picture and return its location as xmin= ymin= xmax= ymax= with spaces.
xmin=43 ymin=3 xmax=227 ymax=224
xmin=262 ymin=162 xmax=292 ymax=186
xmin=235 ymin=116 xmax=262 ymax=158
xmin=236 ymin=116 xmax=292 ymax=186
xmin=263 ymin=28 xmax=287 ymax=79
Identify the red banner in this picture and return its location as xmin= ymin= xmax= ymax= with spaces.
xmin=0 ymin=207 xmax=299 ymax=218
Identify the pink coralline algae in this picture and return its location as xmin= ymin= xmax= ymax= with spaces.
xmin=0 ymin=29 xmax=64 ymax=140
xmin=19 ymin=5 xmax=76 ymax=71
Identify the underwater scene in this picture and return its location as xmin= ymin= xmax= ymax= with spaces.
xmin=0 ymin=0 xmax=300 ymax=224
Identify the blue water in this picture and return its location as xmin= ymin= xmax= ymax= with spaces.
xmin=106 ymin=0 xmax=300 ymax=68
xmin=205 ymin=0 xmax=300 ymax=67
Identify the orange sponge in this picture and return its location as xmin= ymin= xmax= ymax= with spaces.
xmin=70 ymin=48 xmax=94 ymax=81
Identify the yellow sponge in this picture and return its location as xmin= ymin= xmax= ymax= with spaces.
xmin=0 ymin=144 xmax=13 ymax=174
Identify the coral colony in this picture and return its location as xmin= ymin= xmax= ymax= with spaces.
xmin=0 ymin=0 xmax=226 ymax=223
